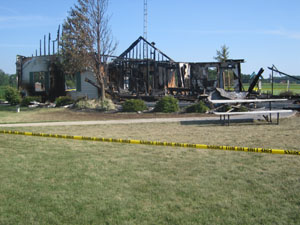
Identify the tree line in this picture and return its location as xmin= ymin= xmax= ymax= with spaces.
xmin=241 ymin=74 xmax=300 ymax=84
xmin=0 ymin=69 xmax=17 ymax=87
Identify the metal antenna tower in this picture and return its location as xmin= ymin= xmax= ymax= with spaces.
xmin=143 ymin=0 xmax=148 ymax=40
xmin=143 ymin=0 xmax=148 ymax=58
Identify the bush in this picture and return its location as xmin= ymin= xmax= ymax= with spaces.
xmin=279 ymin=91 xmax=294 ymax=98
xmin=217 ymin=105 xmax=248 ymax=112
xmin=154 ymin=96 xmax=179 ymax=113
xmin=122 ymin=99 xmax=147 ymax=112
xmin=217 ymin=104 xmax=232 ymax=112
xmin=185 ymin=101 xmax=209 ymax=113
xmin=75 ymin=99 xmax=115 ymax=111
xmin=21 ymin=96 xmax=42 ymax=106
xmin=98 ymin=99 xmax=116 ymax=111
xmin=4 ymin=86 xmax=21 ymax=105
xmin=236 ymin=105 xmax=248 ymax=112
xmin=55 ymin=96 xmax=74 ymax=107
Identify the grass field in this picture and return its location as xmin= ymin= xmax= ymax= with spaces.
xmin=0 ymin=113 xmax=300 ymax=224
xmin=243 ymin=83 xmax=300 ymax=95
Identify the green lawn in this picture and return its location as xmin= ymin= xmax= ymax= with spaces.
xmin=0 ymin=116 xmax=300 ymax=224
xmin=243 ymin=83 xmax=300 ymax=95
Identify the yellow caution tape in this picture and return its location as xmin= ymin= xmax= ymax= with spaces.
xmin=0 ymin=130 xmax=299 ymax=156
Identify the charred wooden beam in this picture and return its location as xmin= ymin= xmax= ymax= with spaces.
xmin=268 ymin=67 xmax=300 ymax=81
xmin=84 ymin=77 xmax=116 ymax=98
xmin=247 ymin=68 xmax=264 ymax=94
xmin=117 ymin=36 xmax=174 ymax=62
xmin=44 ymin=35 xmax=46 ymax=56
xmin=84 ymin=78 xmax=101 ymax=89
xmin=48 ymin=33 xmax=51 ymax=55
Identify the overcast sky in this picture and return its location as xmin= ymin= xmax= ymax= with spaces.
xmin=0 ymin=0 xmax=299 ymax=77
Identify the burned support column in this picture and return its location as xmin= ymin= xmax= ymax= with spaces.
xmin=57 ymin=25 xmax=60 ymax=55
xmin=271 ymin=66 xmax=274 ymax=95
xmin=44 ymin=35 xmax=46 ymax=56
xmin=40 ymin=40 xmax=42 ymax=56
xmin=247 ymin=68 xmax=264 ymax=95
xmin=52 ymin=41 xmax=55 ymax=55
xmin=48 ymin=33 xmax=51 ymax=55
xmin=238 ymin=63 xmax=242 ymax=91
xmin=218 ymin=67 xmax=225 ymax=89
xmin=146 ymin=59 xmax=150 ymax=95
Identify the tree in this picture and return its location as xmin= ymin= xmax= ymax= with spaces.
xmin=0 ymin=69 xmax=9 ymax=86
xmin=214 ymin=45 xmax=230 ymax=89
xmin=214 ymin=44 xmax=229 ymax=62
xmin=61 ymin=0 xmax=117 ymax=100
xmin=9 ymin=74 xmax=17 ymax=87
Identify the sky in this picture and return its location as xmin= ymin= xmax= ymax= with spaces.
xmin=0 ymin=0 xmax=299 ymax=78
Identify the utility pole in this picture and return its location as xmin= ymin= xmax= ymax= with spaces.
xmin=143 ymin=0 xmax=148 ymax=59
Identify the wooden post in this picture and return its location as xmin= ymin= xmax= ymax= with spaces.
xmin=44 ymin=35 xmax=46 ymax=56
xmin=48 ymin=33 xmax=51 ymax=55
xmin=228 ymin=70 xmax=230 ymax=90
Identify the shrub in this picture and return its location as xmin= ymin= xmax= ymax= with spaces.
xmin=122 ymin=99 xmax=147 ymax=112
xmin=55 ymin=96 xmax=74 ymax=107
xmin=21 ymin=96 xmax=42 ymax=106
xmin=236 ymin=105 xmax=248 ymax=112
xmin=217 ymin=104 xmax=232 ymax=112
xmin=98 ymin=99 xmax=116 ymax=111
xmin=75 ymin=99 xmax=115 ymax=111
xmin=4 ymin=86 xmax=21 ymax=105
xmin=154 ymin=96 xmax=179 ymax=113
xmin=279 ymin=91 xmax=294 ymax=98
xmin=185 ymin=101 xmax=209 ymax=113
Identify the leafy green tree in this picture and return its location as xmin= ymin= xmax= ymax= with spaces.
xmin=0 ymin=69 xmax=9 ymax=86
xmin=61 ymin=0 xmax=117 ymax=100
xmin=9 ymin=74 xmax=17 ymax=87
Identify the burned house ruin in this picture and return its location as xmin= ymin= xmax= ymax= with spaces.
xmin=16 ymin=35 xmax=245 ymax=101
xmin=107 ymin=36 xmax=244 ymax=100
xmin=16 ymin=55 xmax=65 ymax=101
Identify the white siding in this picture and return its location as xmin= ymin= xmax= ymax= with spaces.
xmin=69 ymin=71 xmax=99 ymax=100
xmin=22 ymin=56 xmax=50 ymax=83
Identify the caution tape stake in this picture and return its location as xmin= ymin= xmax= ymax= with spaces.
xmin=0 ymin=130 xmax=299 ymax=156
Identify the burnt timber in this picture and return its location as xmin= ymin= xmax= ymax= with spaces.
xmin=108 ymin=36 xmax=245 ymax=100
